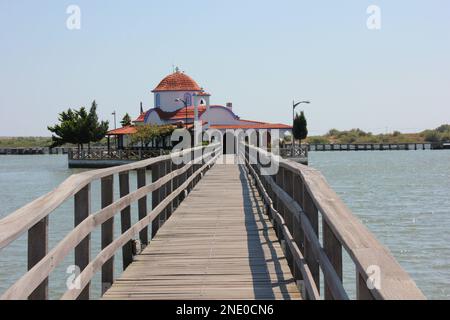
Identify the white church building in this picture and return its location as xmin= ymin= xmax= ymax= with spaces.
xmin=107 ymin=69 xmax=291 ymax=151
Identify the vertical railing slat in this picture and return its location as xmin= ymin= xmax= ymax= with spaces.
xmin=303 ymin=189 xmax=320 ymax=297
xmin=27 ymin=217 xmax=48 ymax=300
xmin=119 ymin=172 xmax=133 ymax=269
xmin=137 ymin=168 xmax=148 ymax=245
xmin=357 ymin=272 xmax=375 ymax=300
xmin=74 ymin=184 xmax=91 ymax=300
xmin=323 ymin=220 xmax=342 ymax=299
xmin=151 ymin=162 xmax=161 ymax=239
xmin=101 ymin=175 xmax=114 ymax=295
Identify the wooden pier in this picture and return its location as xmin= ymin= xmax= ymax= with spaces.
xmin=0 ymin=143 xmax=425 ymax=300
xmin=103 ymin=158 xmax=300 ymax=300
xmin=308 ymin=142 xmax=436 ymax=151
xmin=0 ymin=147 xmax=69 ymax=155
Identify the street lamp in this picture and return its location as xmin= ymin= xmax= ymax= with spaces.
xmin=111 ymin=111 xmax=117 ymax=150
xmin=292 ymin=100 xmax=310 ymax=154
xmin=175 ymin=98 xmax=188 ymax=128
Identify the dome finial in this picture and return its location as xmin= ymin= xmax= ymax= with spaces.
xmin=175 ymin=66 xmax=180 ymax=73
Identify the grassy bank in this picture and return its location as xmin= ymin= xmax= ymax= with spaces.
xmin=0 ymin=137 xmax=52 ymax=148
xmin=0 ymin=137 xmax=110 ymax=148
xmin=305 ymin=124 xmax=450 ymax=144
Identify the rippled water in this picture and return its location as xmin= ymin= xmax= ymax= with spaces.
xmin=309 ymin=150 xmax=450 ymax=300
xmin=0 ymin=151 xmax=449 ymax=299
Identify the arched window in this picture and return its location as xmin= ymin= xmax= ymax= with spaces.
xmin=200 ymin=99 xmax=205 ymax=105
xmin=184 ymin=93 xmax=192 ymax=106
xmin=155 ymin=93 xmax=161 ymax=108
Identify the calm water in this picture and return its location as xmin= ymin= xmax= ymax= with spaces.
xmin=309 ymin=150 xmax=450 ymax=299
xmin=0 ymin=151 xmax=449 ymax=299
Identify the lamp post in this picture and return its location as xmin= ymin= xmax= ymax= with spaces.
xmin=175 ymin=98 xmax=188 ymax=128
xmin=292 ymin=100 xmax=310 ymax=155
xmin=111 ymin=111 xmax=117 ymax=149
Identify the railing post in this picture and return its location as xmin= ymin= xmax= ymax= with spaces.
xmin=27 ymin=217 xmax=48 ymax=300
xmin=101 ymin=175 xmax=114 ymax=295
xmin=323 ymin=220 xmax=342 ymax=299
xmin=282 ymin=168 xmax=294 ymax=271
xmin=292 ymin=174 xmax=304 ymax=285
xmin=119 ymin=172 xmax=133 ymax=270
xmin=159 ymin=160 xmax=168 ymax=226
xmin=137 ymin=168 xmax=148 ymax=245
xmin=151 ymin=162 xmax=161 ymax=238
xmin=303 ymin=189 xmax=320 ymax=296
xmin=357 ymin=272 xmax=375 ymax=300
xmin=165 ymin=159 xmax=173 ymax=219
xmin=173 ymin=162 xmax=179 ymax=209
xmin=74 ymin=184 xmax=91 ymax=300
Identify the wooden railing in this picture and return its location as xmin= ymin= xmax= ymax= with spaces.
xmin=240 ymin=143 xmax=425 ymax=300
xmin=279 ymin=146 xmax=308 ymax=158
xmin=0 ymin=144 xmax=221 ymax=300
xmin=308 ymin=143 xmax=436 ymax=151
xmin=68 ymin=148 xmax=170 ymax=161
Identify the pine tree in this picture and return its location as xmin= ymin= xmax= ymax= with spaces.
xmin=293 ymin=111 xmax=308 ymax=146
xmin=121 ymin=113 xmax=132 ymax=127
xmin=48 ymin=101 xmax=109 ymax=151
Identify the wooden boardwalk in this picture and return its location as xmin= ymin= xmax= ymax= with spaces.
xmin=103 ymin=157 xmax=302 ymax=300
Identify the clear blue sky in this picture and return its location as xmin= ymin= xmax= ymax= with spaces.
xmin=1 ymin=0 xmax=449 ymax=136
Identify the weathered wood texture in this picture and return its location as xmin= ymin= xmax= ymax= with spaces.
xmin=244 ymin=144 xmax=426 ymax=300
xmin=103 ymin=157 xmax=301 ymax=300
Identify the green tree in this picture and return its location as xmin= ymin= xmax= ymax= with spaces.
xmin=48 ymin=108 xmax=83 ymax=150
xmin=293 ymin=111 xmax=308 ymax=146
xmin=131 ymin=124 xmax=160 ymax=147
xmin=86 ymin=101 xmax=109 ymax=150
xmin=121 ymin=113 xmax=132 ymax=127
xmin=47 ymin=101 xmax=109 ymax=151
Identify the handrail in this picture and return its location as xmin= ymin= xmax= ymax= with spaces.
xmin=242 ymin=143 xmax=425 ymax=300
xmin=0 ymin=145 xmax=206 ymax=250
xmin=0 ymin=143 xmax=221 ymax=300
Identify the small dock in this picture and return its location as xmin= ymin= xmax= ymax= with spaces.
xmin=308 ymin=142 xmax=437 ymax=151
xmin=104 ymin=159 xmax=300 ymax=300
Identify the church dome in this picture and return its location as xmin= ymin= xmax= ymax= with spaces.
xmin=152 ymin=70 xmax=202 ymax=92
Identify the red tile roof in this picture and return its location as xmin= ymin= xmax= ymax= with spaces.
xmin=194 ymin=92 xmax=211 ymax=96
xmin=152 ymin=71 xmax=202 ymax=92
xmin=106 ymin=126 xmax=137 ymax=135
xmin=134 ymin=112 xmax=146 ymax=122
xmin=210 ymin=123 xmax=292 ymax=130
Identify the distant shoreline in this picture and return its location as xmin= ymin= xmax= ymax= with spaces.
xmin=1 ymin=124 xmax=449 ymax=148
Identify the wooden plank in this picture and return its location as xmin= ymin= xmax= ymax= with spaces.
xmin=323 ymin=220 xmax=342 ymax=300
xmin=74 ymin=184 xmax=91 ymax=300
xmin=303 ymin=189 xmax=320 ymax=296
xmin=0 ymin=145 xmax=211 ymax=250
xmin=247 ymin=144 xmax=425 ymax=300
xmin=61 ymin=151 xmax=220 ymax=300
xmin=137 ymin=168 xmax=148 ymax=245
xmin=1 ymin=146 xmax=220 ymax=300
xmin=119 ymin=172 xmax=133 ymax=270
xmin=101 ymin=175 xmax=114 ymax=295
xmin=151 ymin=163 xmax=160 ymax=238
xmin=27 ymin=217 xmax=48 ymax=300
xmin=103 ymin=158 xmax=301 ymax=300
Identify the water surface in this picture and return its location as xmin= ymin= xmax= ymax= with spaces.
xmin=1 ymin=151 xmax=449 ymax=299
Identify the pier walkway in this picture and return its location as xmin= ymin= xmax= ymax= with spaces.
xmin=0 ymin=144 xmax=425 ymax=300
xmin=104 ymin=157 xmax=300 ymax=300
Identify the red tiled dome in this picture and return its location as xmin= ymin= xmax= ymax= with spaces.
xmin=152 ymin=71 xmax=202 ymax=92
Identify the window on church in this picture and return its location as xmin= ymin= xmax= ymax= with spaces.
xmin=184 ymin=93 xmax=192 ymax=106
xmin=200 ymin=99 xmax=205 ymax=105
xmin=155 ymin=93 xmax=161 ymax=107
